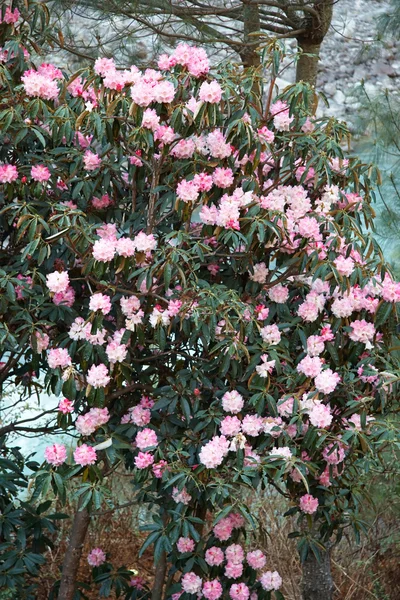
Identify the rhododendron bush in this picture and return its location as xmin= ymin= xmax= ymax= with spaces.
xmin=1 ymin=2 xmax=400 ymax=600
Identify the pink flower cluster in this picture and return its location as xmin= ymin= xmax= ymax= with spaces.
xmin=299 ymin=493 xmax=319 ymax=514
xmin=1 ymin=6 xmax=20 ymax=24
xmin=87 ymin=547 xmax=106 ymax=566
xmin=199 ymin=435 xmax=230 ymax=469
xmin=92 ymin=227 xmax=157 ymax=263
xmin=73 ymin=443 xmax=97 ymax=466
xmin=0 ymin=163 xmax=18 ymax=183
xmin=48 ymin=348 xmax=71 ymax=370
xmin=86 ymin=364 xmax=110 ymax=388
xmin=22 ymin=64 xmax=62 ymax=100
xmin=76 ymin=407 xmax=110 ymax=436
xmin=158 ymin=43 xmax=210 ymax=77
xmin=200 ymin=187 xmax=253 ymax=230
xmin=44 ymin=443 xmax=67 ymax=467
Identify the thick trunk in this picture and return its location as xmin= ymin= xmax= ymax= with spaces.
xmin=301 ymin=546 xmax=334 ymax=600
xmin=151 ymin=550 xmax=167 ymax=600
xmin=241 ymin=2 xmax=261 ymax=67
xmin=295 ymin=1 xmax=334 ymax=87
xmin=295 ymin=41 xmax=321 ymax=89
xmin=57 ymin=507 xmax=90 ymax=600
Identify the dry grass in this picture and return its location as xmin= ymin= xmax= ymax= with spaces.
xmin=30 ymin=472 xmax=400 ymax=599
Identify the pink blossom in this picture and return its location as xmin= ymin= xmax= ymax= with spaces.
xmin=22 ymin=69 xmax=59 ymax=100
xmin=255 ymin=354 xmax=275 ymax=377
xmin=250 ymin=262 xmax=268 ymax=284
xmin=134 ymin=452 xmax=154 ymax=469
xmin=172 ymin=487 xmax=192 ymax=504
xmin=176 ymin=537 xmax=195 ymax=553
xmin=242 ymin=414 xmax=263 ymax=436
xmin=152 ymin=460 xmax=168 ymax=478
xmin=268 ymin=284 xmax=289 ymax=303
xmin=171 ymin=138 xmax=196 ymax=159
xmin=299 ymin=494 xmax=319 ymax=514
xmin=120 ymin=296 xmax=141 ymax=316
xmin=260 ymin=324 xmax=281 ymax=345
xmin=199 ymin=435 xmax=230 ymax=468
xmin=225 ymin=562 xmax=243 ymax=578
xmin=297 ymin=301 xmax=319 ymax=322
xmin=270 ymin=446 xmax=292 ymax=460
xmin=31 ymin=164 xmax=51 ymax=182
xmin=74 ymin=444 xmax=97 ymax=466
xmin=4 ymin=6 xmax=20 ymax=24
xmin=48 ymin=348 xmax=72 ymax=369
xmin=130 ymin=405 xmax=151 ymax=426
xmin=76 ymin=407 xmax=110 ymax=435
xmin=349 ymin=319 xmax=375 ymax=348
xmin=229 ymin=583 xmax=250 ymax=600
xmin=323 ymin=442 xmax=345 ymax=465
xmin=89 ymin=293 xmax=112 ymax=315
xmin=247 ymin=549 xmax=266 ymax=570
xmin=213 ymin=517 xmax=234 ymax=541
xmin=213 ymin=167 xmax=234 ymax=188
xmin=205 ymin=546 xmax=225 ymax=566
xmin=263 ymin=417 xmax=283 ymax=437
xmin=307 ymin=335 xmax=325 ymax=356
xmin=44 ymin=444 xmax=67 ymax=467
xmin=33 ymin=331 xmax=50 ymax=353
xmin=176 ymin=179 xmax=200 ymax=203
xmin=53 ymin=286 xmax=75 ymax=307
xmin=314 ymin=369 xmax=340 ymax=394
xmin=277 ymin=397 xmax=294 ymax=418
xmin=259 ymin=571 xmax=282 ymax=591
xmin=154 ymin=80 xmax=175 ymax=103
xmin=142 ymin=108 xmax=160 ymax=130
xmin=87 ymin=364 xmax=110 ymax=388
xmin=129 ymin=576 xmax=146 ymax=589
xmin=220 ymin=416 xmax=241 ymax=437
xmin=106 ymin=341 xmax=128 ymax=363
xmin=92 ymin=194 xmax=112 ymax=209
xmin=258 ymin=126 xmax=275 ymax=144
xmin=181 ymin=572 xmax=202 ymax=595
xmin=87 ymin=548 xmax=106 ymax=566
xmin=202 ymin=580 xmax=223 ymax=600
xmin=58 ymin=398 xmax=74 ymax=414
xmin=83 ymin=151 xmax=102 ymax=171
xmin=308 ymin=403 xmax=332 ymax=429
xmin=154 ymin=125 xmax=176 ymax=145
xmin=0 ymin=164 xmax=18 ymax=183
xmin=297 ymin=356 xmax=323 ymax=378
xmin=193 ymin=172 xmax=213 ymax=191
xmin=271 ymin=100 xmax=293 ymax=131
xmin=94 ymin=57 xmax=116 ymax=76
xmin=135 ymin=428 xmax=158 ymax=450
xmin=226 ymin=544 xmax=244 ymax=564
xmin=320 ymin=324 xmax=334 ymax=341
xmin=334 ymin=255 xmax=355 ymax=277
xmin=199 ymin=80 xmax=223 ymax=103
xmin=221 ymin=390 xmax=244 ymax=414
xmin=92 ymin=239 xmax=116 ymax=262
xmin=133 ymin=231 xmax=157 ymax=252
xmin=46 ymin=271 xmax=69 ymax=294
xmin=381 ymin=274 xmax=400 ymax=303
xmin=302 ymin=117 xmax=315 ymax=133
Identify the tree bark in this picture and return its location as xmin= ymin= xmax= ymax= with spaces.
xmin=295 ymin=40 xmax=321 ymax=89
xmin=240 ymin=1 xmax=261 ymax=67
xmin=151 ymin=550 xmax=167 ymax=600
xmin=301 ymin=546 xmax=334 ymax=600
xmin=295 ymin=0 xmax=334 ymax=87
xmin=57 ymin=506 xmax=91 ymax=600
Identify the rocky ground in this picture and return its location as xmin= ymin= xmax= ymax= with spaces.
xmin=296 ymin=0 xmax=397 ymax=121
